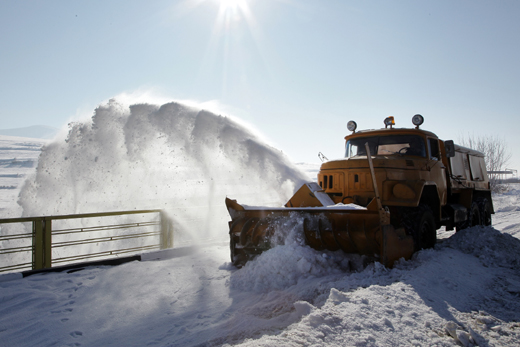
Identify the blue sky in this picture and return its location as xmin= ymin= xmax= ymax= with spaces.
xmin=1 ymin=0 xmax=519 ymax=169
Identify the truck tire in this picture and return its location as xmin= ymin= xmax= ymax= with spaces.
xmin=456 ymin=201 xmax=480 ymax=231
xmin=401 ymin=204 xmax=436 ymax=251
xmin=476 ymin=197 xmax=492 ymax=226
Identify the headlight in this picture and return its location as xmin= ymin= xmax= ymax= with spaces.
xmin=412 ymin=114 xmax=424 ymax=127
xmin=347 ymin=120 xmax=357 ymax=132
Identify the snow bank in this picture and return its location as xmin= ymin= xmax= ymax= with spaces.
xmin=442 ymin=225 xmax=520 ymax=269
xmin=225 ymin=226 xmax=520 ymax=347
xmin=230 ymin=214 xmax=367 ymax=292
xmin=17 ymin=99 xmax=308 ymax=243
xmin=2 ymin=222 xmax=520 ymax=346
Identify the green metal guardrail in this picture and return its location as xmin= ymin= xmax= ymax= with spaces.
xmin=0 ymin=210 xmax=173 ymax=273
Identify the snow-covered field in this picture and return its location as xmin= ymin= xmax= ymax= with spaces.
xmin=1 ymin=199 xmax=520 ymax=347
xmin=1 ymin=101 xmax=520 ymax=346
xmin=0 ymin=135 xmax=46 ymax=217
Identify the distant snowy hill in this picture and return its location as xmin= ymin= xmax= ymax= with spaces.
xmin=0 ymin=135 xmax=45 ymax=216
xmin=0 ymin=125 xmax=59 ymax=139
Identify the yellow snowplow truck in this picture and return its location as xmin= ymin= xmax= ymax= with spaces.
xmin=226 ymin=115 xmax=493 ymax=268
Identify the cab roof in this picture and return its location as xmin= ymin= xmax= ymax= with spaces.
xmin=344 ymin=127 xmax=439 ymax=141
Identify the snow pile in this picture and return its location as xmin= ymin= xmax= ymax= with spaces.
xmin=2 ymin=215 xmax=520 ymax=345
xmin=226 ymin=226 xmax=520 ymax=347
xmin=231 ymin=245 xmax=346 ymax=292
xmin=17 ymin=99 xmax=308 ymax=243
xmin=486 ymin=186 xmax=520 ymax=239
xmin=443 ymin=225 xmax=520 ymax=269
xmin=493 ymin=186 xmax=520 ymax=212
xmin=230 ymin=213 xmax=368 ymax=292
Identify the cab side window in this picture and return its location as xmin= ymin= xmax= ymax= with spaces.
xmin=428 ymin=138 xmax=440 ymax=159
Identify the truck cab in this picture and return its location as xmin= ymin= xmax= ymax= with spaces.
xmin=317 ymin=115 xmax=493 ymax=244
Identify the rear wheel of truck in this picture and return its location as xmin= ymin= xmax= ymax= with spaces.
xmin=456 ymin=201 xmax=480 ymax=231
xmin=476 ymin=197 xmax=492 ymax=226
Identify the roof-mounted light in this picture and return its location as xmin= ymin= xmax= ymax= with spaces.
xmin=347 ymin=120 xmax=357 ymax=132
xmin=384 ymin=116 xmax=395 ymax=129
xmin=412 ymin=114 xmax=424 ymax=129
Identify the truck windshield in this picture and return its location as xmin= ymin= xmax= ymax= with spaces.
xmin=345 ymin=135 xmax=426 ymax=158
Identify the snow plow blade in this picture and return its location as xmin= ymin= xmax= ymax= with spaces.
xmin=226 ymin=184 xmax=414 ymax=268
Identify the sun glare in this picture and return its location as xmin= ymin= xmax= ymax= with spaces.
xmin=188 ymin=0 xmax=268 ymax=100
xmin=218 ymin=0 xmax=247 ymax=11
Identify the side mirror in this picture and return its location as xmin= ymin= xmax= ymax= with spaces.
xmin=445 ymin=140 xmax=455 ymax=158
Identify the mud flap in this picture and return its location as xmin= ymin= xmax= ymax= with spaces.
xmin=380 ymin=224 xmax=415 ymax=267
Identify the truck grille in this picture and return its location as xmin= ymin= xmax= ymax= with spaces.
xmin=318 ymin=173 xmax=343 ymax=193
xmin=348 ymin=172 xmax=373 ymax=191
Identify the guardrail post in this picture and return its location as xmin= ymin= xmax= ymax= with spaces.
xmin=160 ymin=211 xmax=173 ymax=249
xmin=44 ymin=217 xmax=52 ymax=268
xmin=33 ymin=218 xmax=52 ymax=269
xmin=4 ymin=209 xmax=166 ymax=274
xmin=33 ymin=219 xmax=44 ymax=270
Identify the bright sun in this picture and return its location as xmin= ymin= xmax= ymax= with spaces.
xmin=218 ymin=0 xmax=246 ymax=11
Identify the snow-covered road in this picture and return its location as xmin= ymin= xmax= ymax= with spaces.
xmin=1 ymin=190 xmax=520 ymax=347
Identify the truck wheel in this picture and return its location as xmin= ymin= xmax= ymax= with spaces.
xmin=416 ymin=205 xmax=436 ymax=250
xmin=456 ymin=201 xmax=480 ymax=231
xmin=476 ymin=197 xmax=492 ymax=226
xmin=401 ymin=205 xmax=436 ymax=251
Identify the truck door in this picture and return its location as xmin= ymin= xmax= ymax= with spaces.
xmin=428 ymin=138 xmax=447 ymax=205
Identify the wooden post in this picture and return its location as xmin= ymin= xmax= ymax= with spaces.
xmin=160 ymin=211 xmax=173 ymax=249
xmin=43 ymin=217 xmax=52 ymax=268
xmin=33 ymin=219 xmax=44 ymax=270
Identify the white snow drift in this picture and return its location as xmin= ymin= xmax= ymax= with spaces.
xmin=17 ymin=99 xmax=308 ymax=244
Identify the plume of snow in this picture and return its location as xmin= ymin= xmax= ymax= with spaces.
xmin=18 ymin=98 xmax=308 ymax=244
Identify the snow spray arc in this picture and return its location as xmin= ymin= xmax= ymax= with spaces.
xmin=18 ymin=99 xmax=308 ymax=245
